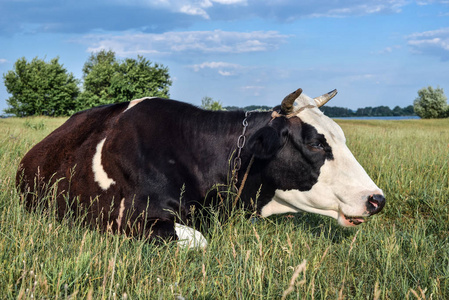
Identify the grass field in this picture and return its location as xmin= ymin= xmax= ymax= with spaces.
xmin=0 ymin=116 xmax=448 ymax=299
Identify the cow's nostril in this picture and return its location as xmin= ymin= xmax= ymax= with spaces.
xmin=367 ymin=194 xmax=386 ymax=215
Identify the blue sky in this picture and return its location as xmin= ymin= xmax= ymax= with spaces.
xmin=1 ymin=0 xmax=448 ymax=112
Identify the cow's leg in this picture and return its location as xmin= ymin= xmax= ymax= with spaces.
xmin=127 ymin=192 xmax=208 ymax=248
xmin=143 ymin=206 xmax=208 ymax=249
xmin=140 ymin=219 xmax=208 ymax=249
xmin=147 ymin=219 xmax=177 ymax=241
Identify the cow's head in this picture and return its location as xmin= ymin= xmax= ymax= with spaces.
xmin=250 ymin=88 xmax=385 ymax=226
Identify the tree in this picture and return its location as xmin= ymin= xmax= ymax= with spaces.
xmin=243 ymin=105 xmax=272 ymax=111
xmin=392 ymin=106 xmax=402 ymax=116
xmin=402 ymin=105 xmax=415 ymax=116
xmin=371 ymin=106 xmax=392 ymax=116
xmin=3 ymin=57 xmax=80 ymax=116
xmin=201 ymin=96 xmax=223 ymax=111
xmin=109 ymin=57 xmax=171 ymax=103
xmin=319 ymin=106 xmax=353 ymax=117
xmin=78 ymin=50 xmax=118 ymax=108
xmin=413 ymin=86 xmax=448 ymax=119
xmin=78 ymin=50 xmax=172 ymax=109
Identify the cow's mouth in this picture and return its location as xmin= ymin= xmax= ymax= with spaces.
xmin=338 ymin=211 xmax=365 ymax=227
xmin=345 ymin=216 xmax=365 ymax=225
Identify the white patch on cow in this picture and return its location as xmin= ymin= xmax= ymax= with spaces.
xmin=123 ymin=97 xmax=158 ymax=112
xmin=174 ymin=223 xmax=208 ymax=249
xmin=260 ymin=197 xmax=300 ymax=217
xmin=262 ymin=92 xmax=383 ymax=226
xmin=92 ymin=138 xmax=116 ymax=190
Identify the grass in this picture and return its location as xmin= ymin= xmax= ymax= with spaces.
xmin=0 ymin=116 xmax=448 ymax=299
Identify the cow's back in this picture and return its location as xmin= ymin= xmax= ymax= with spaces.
xmin=16 ymin=103 xmax=128 ymax=214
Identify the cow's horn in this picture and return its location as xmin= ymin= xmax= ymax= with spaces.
xmin=314 ymin=89 xmax=338 ymax=107
xmin=281 ymin=88 xmax=303 ymax=114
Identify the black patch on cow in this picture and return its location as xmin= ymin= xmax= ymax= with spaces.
xmin=253 ymin=119 xmax=333 ymax=194
xmin=247 ymin=127 xmax=282 ymax=159
xmin=297 ymin=122 xmax=334 ymax=161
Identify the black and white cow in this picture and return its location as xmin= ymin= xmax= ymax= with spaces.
xmin=17 ymin=88 xmax=385 ymax=248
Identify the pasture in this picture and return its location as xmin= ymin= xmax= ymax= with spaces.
xmin=0 ymin=116 xmax=448 ymax=299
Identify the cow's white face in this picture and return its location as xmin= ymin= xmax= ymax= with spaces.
xmin=261 ymin=93 xmax=385 ymax=226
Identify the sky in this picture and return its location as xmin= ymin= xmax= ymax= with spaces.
xmin=1 ymin=0 xmax=448 ymax=113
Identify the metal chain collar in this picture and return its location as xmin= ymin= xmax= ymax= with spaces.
xmin=232 ymin=111 xmax=251 ymax=187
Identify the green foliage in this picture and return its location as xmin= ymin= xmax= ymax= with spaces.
xmin=2 ymin=52 xmax=172 ymax=116
xmin=321 ymin=105 xmax=416 ymax=118
xmin=79 ymin=50 xmax=172 ymax=110
xmin=1 ymin=117 xmax=449 ymax=298
xmin=241 ymin=105 xmax=272 ymax=111
xmin=355 ymin=106 xmax=393 ymax=117
xmin=226 ymin=104 xmax=416 ymax=117
xmin=3 ymin=57 xmax=80 ymax=116
xmin=413 ymin=86 xmax=448 ymax=119
xmin=320 ymin=106 xmax=354 ymax=117
xmin=224 ymin=105 xmax=272 ymax=111
xmin=78 ymin=50 xmax=118 ymax=108
xmin=82 ymin=50 xmax=117 ymax=96
xmin=201 ymin=96 xmax=223 ymax=111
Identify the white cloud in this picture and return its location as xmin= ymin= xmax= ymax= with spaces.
xmin=374 ymin=45 xmax=402 ymax=55
xmin=309 ymin=1 xmax=407 ymax=18
xmin=212 ymin=0 xmax=246 ymax=4
xmin=0 ymin=0 xmax=421 ymax=36
xmin=179 ymin=4 xmax=210 ymax=19
xmin=0 ymin=59 xmax=7 ymax=64
xmin=108 ymin=0 xmax=408 ymax=21
xmin=241 ymin=85 xmax=265 ymax=96
xmin=346 ymin=74 xmax=376 ymax=82
xmin=190 ymin=61 xmax=244 ymax=76
xmin=130 ymin=0 xmax=247 ymax=19
xmin=416 ymin=0 xmax=449 ymax=4
xmin=407 ymin=27 xmax=449 ymax=60
xmin=82 ymin=30 xmax=290 ymax=56
xmin=408 ymin=27 xmax=449 ymax=39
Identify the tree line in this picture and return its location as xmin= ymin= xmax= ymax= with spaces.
xmin=224 ymin=87 xmax=448 ymax=119
xmin=320 ymin=105 xmax=416 ymax=118
xmin=2 ymin=52 xmax=448 ymax=119
xmin=3 ymin=50 xmax=171 ymax=117
xmin=224 ymin=104 xmax=416 ymax=117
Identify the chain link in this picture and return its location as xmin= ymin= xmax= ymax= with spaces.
xmin=232 ymin=111 xmax=251 ymax=186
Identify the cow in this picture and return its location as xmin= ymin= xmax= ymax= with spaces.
xmin=16 ymin=88 xmax=385 ymax=248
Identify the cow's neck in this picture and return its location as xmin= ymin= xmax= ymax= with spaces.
xmin=180 ymin=110 xmax=273 ymax=208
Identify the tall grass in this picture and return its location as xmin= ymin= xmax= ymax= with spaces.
xmin=0 ymin=117 xmax=448 ymax=299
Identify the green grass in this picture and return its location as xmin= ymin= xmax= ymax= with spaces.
xmin=0 ymin=117 xmax=448 ymax=299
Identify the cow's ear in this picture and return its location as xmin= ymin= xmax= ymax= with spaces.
xmin=247 ymin=127 xmax=281 ymax=159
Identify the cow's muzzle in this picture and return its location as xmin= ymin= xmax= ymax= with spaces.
xmin=367 ymin=194 xmax=386 ymax=215
xmin=338 ymin=194 xmax=386 ymax=227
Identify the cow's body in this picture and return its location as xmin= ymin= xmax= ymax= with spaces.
xmin=17 ymin=89 xmax=385 ymax=246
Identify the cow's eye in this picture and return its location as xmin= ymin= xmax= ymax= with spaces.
xmin=309 ymin=142 xmax=324 ymax=150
